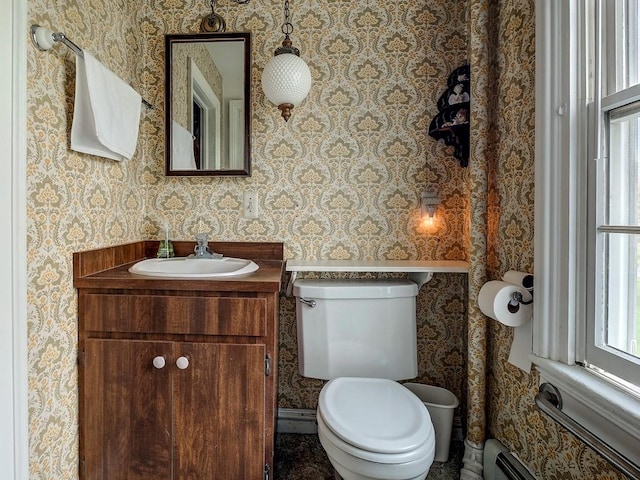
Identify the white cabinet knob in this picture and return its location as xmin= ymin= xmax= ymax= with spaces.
xmin=152 ymin=356 xmax=166 ymax=369
xmin=176 ymin=356 xmax=189 ymax=370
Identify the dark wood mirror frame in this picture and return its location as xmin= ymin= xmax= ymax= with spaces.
xmin=164 ymin=32 xmax=251 ymax=177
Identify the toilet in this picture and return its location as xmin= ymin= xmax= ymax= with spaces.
xmin=294 ymin=279 xmax=436 ymax=480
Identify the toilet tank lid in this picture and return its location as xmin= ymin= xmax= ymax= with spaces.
xmin=293 ymin=279 xmax=418 ymax=299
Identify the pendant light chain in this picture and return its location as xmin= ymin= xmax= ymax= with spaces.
xmin=275 ymin=0 xmax=298 ymax=55
xmin=210 ymin=0 xmax=250 ymax=9
xmin=282 ymin=0 xmax=294 ymax=37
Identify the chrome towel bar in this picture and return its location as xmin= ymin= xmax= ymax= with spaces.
xmin=535 ymin=383 xmax=640 ymax=479
xmin=30 ymin=24 xmax=154 ymax=110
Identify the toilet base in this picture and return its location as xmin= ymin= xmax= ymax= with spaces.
xmin=318 ymin=430 xmax=432 ymax=480
xmin=327 ymin=453 xmax=429 ymax=480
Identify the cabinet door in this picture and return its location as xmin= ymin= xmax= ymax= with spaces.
xmin=82 ymin=339 xmax=173 ymax=480
xmin=173 ymin=342 xmax=266 ymax=480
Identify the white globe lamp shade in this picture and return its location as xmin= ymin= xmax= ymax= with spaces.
xmin=261 ymin=52 xmax=312 ymax=121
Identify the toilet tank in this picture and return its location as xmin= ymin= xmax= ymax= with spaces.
xmin=293 ymin=279 xmax=419 ymax=380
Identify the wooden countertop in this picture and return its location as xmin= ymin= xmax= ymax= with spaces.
xmin=74 ymin=241 xmax=285 ymax=293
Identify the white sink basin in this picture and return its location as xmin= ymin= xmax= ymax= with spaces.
xmin=129 ymin=257 xmax=259 ymax=278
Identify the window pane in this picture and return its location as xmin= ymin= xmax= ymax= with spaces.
xmin=610 ymin=0 xmax=640 ymax=94
xmin=587 ymin=0 xmax=640 ymax=389
xmin=603 ymin=232 xmax=640 ymax=359
xmin=607 ymin=102 xmax=640 ymax=225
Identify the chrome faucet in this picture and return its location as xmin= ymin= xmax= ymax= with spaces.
xmin=192 ymin=233 xmax=223 ymax=259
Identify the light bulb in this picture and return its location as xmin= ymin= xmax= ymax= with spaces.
xmin=261 ymin=53 xmax=312 ymax=121
xmin=420 ymin=189 xmax=439 ymax=231
xmin=421 ymin=207 xmax=436 ymax=229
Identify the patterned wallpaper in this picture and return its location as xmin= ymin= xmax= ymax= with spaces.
xmin=27 ymin=1 xmax=147 ymax=478
xmin=140 ymin=0 xmax=471 ymax=414
xmin=26 ymin=0 xmax=468 ymax=478
xmin=138 ymin=0 xmax=470 ymax=257
xmin=24 ymin=0 xmax=624 ymax=479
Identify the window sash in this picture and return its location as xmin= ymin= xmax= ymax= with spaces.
xmin=604 ymin=0 xmax=640 ymax=96
xmin=585 ymin=0 xmax=640 ymax=387
xmin=533 ymin=0 xmax=640 ymax=465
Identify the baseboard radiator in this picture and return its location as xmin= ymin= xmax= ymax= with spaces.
xmin=484 ymin=439 xmax=537 ymax=480
xmin=276 ymin=408 xmax=465 ymax=441
xmin=277 ymin=408 xmax=318 ymax=434
xmin=535 ymin=383 xmax=640 ymax=479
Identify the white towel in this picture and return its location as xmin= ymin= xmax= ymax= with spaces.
xmin=171 ymin=120 xmax=197 ymax=170
xmin=71 ymin=52 xmax=142 ymax=161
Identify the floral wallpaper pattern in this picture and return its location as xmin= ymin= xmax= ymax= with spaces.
xmin=466 ymin=0 xmax=492 ymax=448
xmin=24 ymin=0 xmax=626 ymax=479
xmin=139 ymin=0 xmax=471 ymax=428
xmin=26 ymin=0 xmax=468 ymax=478
xmin=28 ymin=1 xmax=146 ymax=478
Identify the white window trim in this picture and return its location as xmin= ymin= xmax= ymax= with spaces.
xmin=532 ymin=0 xmax=640 ymax=466
xmin=1 ymin=0 xmax=28 ymax=477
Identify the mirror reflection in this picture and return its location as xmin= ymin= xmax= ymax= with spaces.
xmin=165 ymin=33 xmax=251 ymax=176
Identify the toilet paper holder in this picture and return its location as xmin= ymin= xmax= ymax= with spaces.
xmin=507 ymin=290 xmax=533 ymax=313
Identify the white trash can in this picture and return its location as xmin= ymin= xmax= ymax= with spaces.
xmin=403 ymin=383 xmax=459 ymax=462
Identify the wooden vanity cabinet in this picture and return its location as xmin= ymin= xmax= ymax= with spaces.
xmin=74 ymin=242 xmax=283 ymax=480
xmin=78 ymin=291 xmax=277 ymax=480
xmin=82 ymin=337 xmax=266 ymax=480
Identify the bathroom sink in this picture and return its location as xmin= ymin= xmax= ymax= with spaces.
xmin=129 ymin=257 xmax=259 ymax=278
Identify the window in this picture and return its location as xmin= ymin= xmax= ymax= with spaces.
xmin=533 ymin=0 xmax=640 ymax=465
xmin=586 ymin=0 xmax=640 ymax=388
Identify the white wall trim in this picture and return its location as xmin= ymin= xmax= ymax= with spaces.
xmin=533 ymin=0 xmax=587 ymax=365
xmin=1 ymin=0 xmax=29 ymax=478
xmin=532 ymin=356 xmax=640 ymax=466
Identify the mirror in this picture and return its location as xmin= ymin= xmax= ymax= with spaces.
xmin=165 ymin=32 xmax=251 ymax=176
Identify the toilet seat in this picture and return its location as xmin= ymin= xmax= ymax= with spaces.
xmin=318 ymin=377 xmax=434 ymax=455
xmin=317 ymin=411 xmax=434 ymax=465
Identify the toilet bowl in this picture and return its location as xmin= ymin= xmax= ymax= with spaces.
xmin=317 ymin=377 xmax=436 ymax=480
xmin=294 ymin=279 xmax=434 ymax=479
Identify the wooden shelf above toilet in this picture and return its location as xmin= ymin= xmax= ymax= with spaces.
xmin=285 ymin=260 xmax=469 ymax=295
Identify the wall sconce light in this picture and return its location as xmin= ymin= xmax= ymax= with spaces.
xmin=421 ymin=189 xmax=440 ymax=228
xmin=261 ymin=0 xmax=312 ymax=122
xmin=201 ymin=0 xmax=250 ymax=33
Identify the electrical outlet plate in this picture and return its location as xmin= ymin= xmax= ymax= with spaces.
xmin=243 ymin=191 xmax=259 ymax=218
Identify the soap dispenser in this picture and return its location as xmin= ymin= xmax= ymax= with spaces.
xmin=157 ymin=222 xmax=175 ymax=258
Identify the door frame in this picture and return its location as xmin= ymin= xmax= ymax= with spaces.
xmin=1 ymin=0 xmax=29 ymax=477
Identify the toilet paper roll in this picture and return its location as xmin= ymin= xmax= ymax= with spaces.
xmin=508 ymin=320 xmax=532 ymax=373
xmin=478 ymin=280 xmax=532 ymax=327
xmin=502 ymin=270 xmax=534 ymax=290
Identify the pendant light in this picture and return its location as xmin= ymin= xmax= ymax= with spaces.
xmin=261 ymin=0 xmax=312 ymax=122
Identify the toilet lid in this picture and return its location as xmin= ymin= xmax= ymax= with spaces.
xmin=318 ymin=377 xmax=433 ymax=454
